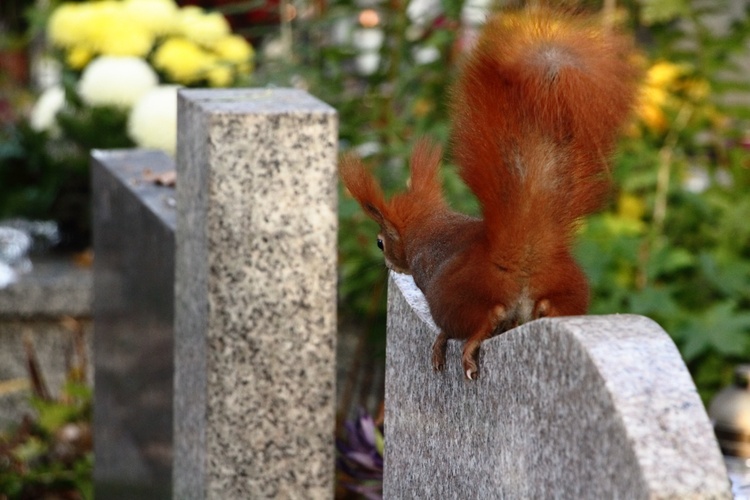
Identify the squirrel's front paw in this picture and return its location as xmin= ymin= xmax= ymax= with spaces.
xmin=431 ymin=331 xmax=449 ymax=372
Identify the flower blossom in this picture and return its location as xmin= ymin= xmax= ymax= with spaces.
xmin=123 ymin=0 xmax=179 ymax=36
xmin=152 ymin=37 xmax=215 ymax=84
xmin=78 ymin=56 xmax=158 ymax=108
xmin=179 ymin=7 xmax=230 ymax=48
xmin=29 ymin=86 xmax=66 ymax=133
xmin=127 ymin=85 xmax=180 ymax=155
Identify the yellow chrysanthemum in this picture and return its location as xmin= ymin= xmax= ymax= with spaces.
xmin=66 ymin=46 xmax=93 ymax=70
xmin=646 ymin=61 xmax=684 ymax=88
xmin=207 ymin=65 xmax=233 ymax=87
xmin=179 ymin=7 xmax=230 ymax=48
xmin=213 ymin=35 xmax=254 ymax=63
xmin=49 ymin=1 xmax=155 ymax=57
xmin=123 ymin=0 xmax=179 ymax=36
xmin=152 ymin=37 xmax=214 ymax=84
xmin=636 ymin=86 xmax=668 ymax=132
xmin=82 ymin=1 xmax=154 ymax=57
xmin=637 ymin=103 xmax=667 ymax=132
xmin=634 ymin=61 xmax=686 ymax=133
xmin=48 ymin=3 xmax=89 ymax=48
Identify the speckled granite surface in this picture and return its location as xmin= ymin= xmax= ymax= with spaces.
xmin=385 ymin=272 xmax=732 ymax=499
xmin=174 ymin=89 xmax=338 ymax=498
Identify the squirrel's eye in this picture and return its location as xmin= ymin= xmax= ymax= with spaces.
xmin=376 ymin=238 xmax=384 ymax=251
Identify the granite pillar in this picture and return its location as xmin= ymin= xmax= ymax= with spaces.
xmin=384 ymin=272 xmax=732 ymax=498
xmin=174 ymin=89 xmax=338 ymax=498
xmin=91 ymin=149 xmax=176 ymax=498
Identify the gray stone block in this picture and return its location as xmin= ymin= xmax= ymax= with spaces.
xmin=174 ymin=89 xmax=338 ymax=498
xmin=0 ymin=256 xmax=92 ymax=318
xmin=91 ymin=149 xmax=176 ymax=499
xmin=0 ymin=256 xmax=92 ymax=428
xmin=385 ymin=271 xmax=731 ymax=498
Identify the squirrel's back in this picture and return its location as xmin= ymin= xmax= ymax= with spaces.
xmin=450 ymin=8 xmax=640 ymax=260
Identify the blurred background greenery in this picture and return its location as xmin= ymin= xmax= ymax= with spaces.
xmin=1 ymin=0 xmax=748 ymax=409
xmin=1 ymin=0 xmax=749 ymax=496
xmin=250 ymin=0 xmax=750 ymax=410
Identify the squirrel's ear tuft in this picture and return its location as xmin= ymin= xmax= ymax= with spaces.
xmin=340 ymin=152 xmax=390 ymax=226
xmin=409 ymin=138 xmax=443 ymax=194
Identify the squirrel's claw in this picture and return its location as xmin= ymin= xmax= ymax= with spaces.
xmin=463 ymin=360 xmax=479 ymax=381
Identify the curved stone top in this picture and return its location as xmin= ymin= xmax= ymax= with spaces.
xmin=385 ymin=272 xmax=731 ymax=499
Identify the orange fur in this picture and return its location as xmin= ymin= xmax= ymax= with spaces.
xmin=340 ymin=8 xmax=641 ymax=379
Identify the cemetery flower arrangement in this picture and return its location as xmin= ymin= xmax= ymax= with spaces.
xmin=46 ymin=0 xmax=254 ymax=83
xmin=40 ymin=0 xmax=255 ymax=154
xmin=0 ymin=0 xmax=254 ymax=250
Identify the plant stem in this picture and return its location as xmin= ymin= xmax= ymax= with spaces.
xmin=652 ymin=104 xmax=693 ymax=236
xmin=636 ymin=104 xmax=693 ymax=289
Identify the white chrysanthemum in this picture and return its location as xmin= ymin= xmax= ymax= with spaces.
xmin=29 ymin=85 xmax=66 ymax=133
xmin=127 ymin=85 xmax=180 ymax=155
xmin=78 ymin=56 xmax=158 ymax=108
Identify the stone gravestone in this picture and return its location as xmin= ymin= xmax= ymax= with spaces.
xmin=92 ymin=149 xmax=176 ymax=498
xmin=0 ymin=255 xmax=92 ymax=428
xmin=385 ymin=272 xmax=732 ymax=498
xmin=173 ymin=89 xmax=338 ymax=498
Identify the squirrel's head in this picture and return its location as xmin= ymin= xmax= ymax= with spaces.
xmin=339 ymin=152 xmax=410 ymax=273
xmin=340 ymin=139 xmax=444 ymax=275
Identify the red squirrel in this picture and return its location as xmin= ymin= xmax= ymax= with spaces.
xmin=340 ymin=8 xmax=641 ymax=380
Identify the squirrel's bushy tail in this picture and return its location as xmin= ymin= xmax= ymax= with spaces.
xmin=450 ymin=8 xmax=640 ymax=254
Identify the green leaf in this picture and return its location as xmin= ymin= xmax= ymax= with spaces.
xmin=698 ymin=251 xmax=750 ymax=300
xmin=32 ymin=399 xmax=79 ymax=434
xmin=627 ymin=285 xmax=680 ymax=319
xmin=12 ymin=436 xmax=47 ymax=463
xmin=677 ymin=301 xmax=750 ymax=362
xmin=62 ymin=381 xmax=92 ymax=402
xmin=374 ymin=427 xmax=385 ymax=457
xmin=639 ymin=0 xmax=689 ymax=30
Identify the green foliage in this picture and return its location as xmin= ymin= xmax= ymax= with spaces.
xmin=253 ymin=0 xmax=750 ymax=404
xmin=0 ymin=123 xmax=61 ymax=220
xmin=0 ymin=381 xmax=93 ymax=499
xmin=0 ymin=55 xmax=136 ymax=248
xmin=578 ymin=0 xmax=750 ymax=402
xmin=0 ymin=64 xmax=138 ymax=249
xmin=1 ymin=0 xmax=256 ymax=249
